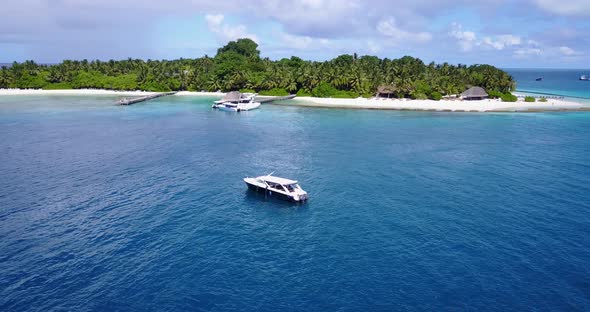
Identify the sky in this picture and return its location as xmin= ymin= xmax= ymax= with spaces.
xmin=1 ymin=0 xmax=589 ymax=68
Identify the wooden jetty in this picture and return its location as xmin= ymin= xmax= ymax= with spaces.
xmin=255 ymin=94 xmax=296 ymax=104
xmin=117 ymin=92 xmax=176 ymax=105
xmin=516 ymin=95 xmax=563 ymax=100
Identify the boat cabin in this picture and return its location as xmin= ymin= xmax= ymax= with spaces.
xmin=214 ymin=91 xmax=256 ymax=104
xmin=244 ymin=174 xmax=308 ymax=202
xmin=259 ymin=176 xmax=301 ymax=192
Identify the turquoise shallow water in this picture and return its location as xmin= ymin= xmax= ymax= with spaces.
xmin=1 ymin=95 xmax=590 ymax=311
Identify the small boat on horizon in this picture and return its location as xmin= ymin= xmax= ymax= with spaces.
xmin=580 ymin=75 xmax=590 ymax=81
xmin=244 ymin=174 xmax=308 ymax=202
xmin=212 ymin=91 xmax=261 ymax=112
xmin=535 ymin=77 xmax=543 ymax=81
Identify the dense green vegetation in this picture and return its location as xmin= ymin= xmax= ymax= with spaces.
xmin=489 ymin=89 xmax=521 ymax=102
xmin=488 ymin=90 xmax=504 ymax=99
xmin=539 ymin=97 xmax=548 ymax=102
xmin=501 ymin=93 xmax=518 ymax=102
xmin=524 ymin=96 xmax=536 ymax=102
xmin=0 ymin=38 xmax=515 ymax=98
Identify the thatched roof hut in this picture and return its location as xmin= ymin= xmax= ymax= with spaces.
xmin=461 ymin=87 xmax=488 ymax=100
xmin=221 ymin=91 xmax=242 ymax=101
xmin=376 ymin=85 xmax=397 ymax=98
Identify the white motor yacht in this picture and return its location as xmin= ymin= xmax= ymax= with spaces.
xmin=244 ymin=174 xmax=308 ymax=202
xmin=213 ymin=91 xmax=261 ymax=112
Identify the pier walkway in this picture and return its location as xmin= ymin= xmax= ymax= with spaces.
xmin=255 ymin=94 xmax=297 ymax=103
xmin=117 ymin=92 xmax=177 ymax=105
xmin=517 ymin=95 xmax=564 ymax=100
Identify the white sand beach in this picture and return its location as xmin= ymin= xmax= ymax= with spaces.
xmin=0 ymin=89 xmax=229 ymax=98
xmin=172 ymin=91 xmax=586 ymax=112
xmin=175 ymin=91 xmax=226 ymax=96
xmin=0 ymin=89 xmax=225 ymax=97
xmin=0 ymin=89 xmax=161 ymax=96
xmin=0 ymin=89 xmax=586 ymax=112
xmin=291 ymin=96 xmax=585 ymax=112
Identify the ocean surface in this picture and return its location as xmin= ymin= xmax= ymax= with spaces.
xmin=506 ymin=68 xmax=590 ymax=103
xmin=1 ymin=95 xmax=590 ymax=311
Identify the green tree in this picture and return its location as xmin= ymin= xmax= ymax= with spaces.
xmin=0 ymin=38 xmax=516 ymax=97
xmin=216 ymin=38 xmax=260 ymax=59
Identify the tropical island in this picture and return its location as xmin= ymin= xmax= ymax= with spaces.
xmin=0 ymin=39 xmax=583 ymax=111
xmin=0 ymin=39 xmax=515 ymax=97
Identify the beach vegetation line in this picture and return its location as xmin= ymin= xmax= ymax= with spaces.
xmin=0 ymin=39 xmax=515 ymax=98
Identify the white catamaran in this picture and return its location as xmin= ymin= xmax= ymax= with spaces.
xmin=212 ymin=91 xmax=261 ymax=112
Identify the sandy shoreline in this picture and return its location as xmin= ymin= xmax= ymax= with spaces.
xmin=290 ymin=96 xmax=585 ymax=112
xmin=0 ymin=89 xmax=587 ymax=112
xmin=0 ymin=89 xmax=225 ymax=97
xmin=175 ymin=91 xmax=226 ymax=96
xmin=0 ymin=89 xmax=164 ymax=96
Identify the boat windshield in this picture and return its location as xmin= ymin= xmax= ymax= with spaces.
xmin=266 ymin=182 xmax=285 ymax=191
xmin=284 ymin=184 xmax=298 ymax=192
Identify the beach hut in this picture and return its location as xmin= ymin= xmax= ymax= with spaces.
xmin=220 ymin=91 xmax=242 ymax=102
xmin=376 ymin=85 xmax=396 ymax=98
xmin=461 ymin=87 xmax=488 ymax=100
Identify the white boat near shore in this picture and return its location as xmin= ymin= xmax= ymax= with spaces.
xmin=212 ymin=91 xmax=261 ymax=112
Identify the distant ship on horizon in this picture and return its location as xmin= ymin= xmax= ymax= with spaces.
xmin=580 ymin=75 xmax=590 ymax=81
xmin=535 ymin=77 xmax=543 ymax=81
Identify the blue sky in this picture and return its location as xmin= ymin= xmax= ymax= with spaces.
xmin=1 ymin=0 xmax=589 ymax=68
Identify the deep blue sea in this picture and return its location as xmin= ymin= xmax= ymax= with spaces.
xmin=506 ymin=68 xmax=590 ymax=103
xmin=1 ymin=95 xmax=590 ymax=311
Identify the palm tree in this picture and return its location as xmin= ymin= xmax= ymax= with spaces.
xmin=0 ymin=39 xmax=516 ymax=95
xmin=0 ymin=69 xmax=12 ymax=88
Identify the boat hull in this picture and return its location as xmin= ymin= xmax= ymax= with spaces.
xmin=236 ymin=102 xmax=261 ymax=111
xmin=218 ymin=105 xmax=239 ymax=112
xmin=213 ymin=102 xmax=261 ymax=112
xmin=245 ymin=181 xmax=305 ymax=202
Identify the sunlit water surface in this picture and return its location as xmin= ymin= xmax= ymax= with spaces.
xmin=1 ymin=95 xmax=590 ymax=311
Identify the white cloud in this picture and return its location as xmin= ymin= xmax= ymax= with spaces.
xmin=448 ymin=21 xmax=558 ymax=62
xmin=277 ymin=31 xmax=332 ymax=51
xmin=1 ymin=0 xmax=587 ymax=66
xmin=299 ymin=0 xmax=324 ymax=9
xmin=377 ymin=18 xmax=432 ymax=43
xmin=205 ymin=14 xmax=224 ymax=27
xmin=533 ymin=0 xmax=590 ymax=16
xmin=559 ymin=46 xmax=581 ymax=56
xmin=447 ymin=22 xmax=582 ymax=61
xmin=514 ymin=47 xmax=542 ymax=58
xmin=368 ymin=40 xmax=381 ymax=54
xmin=205 ymin=14 xmax=258 ymax=43
xmin=279 ymin=32 xmax=313 ymax=49
xmin=511 ymin=44 xmax=585 ymax=60
xmin=527 ymin=40 xmax=540 ymax=47
xmin=246 ymin=0 xmax=364 ymax=38
xmin=481 ymin=34 xmax=521 ymax=50
xmin=449 ymin=22 xmax=477 ymax=51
